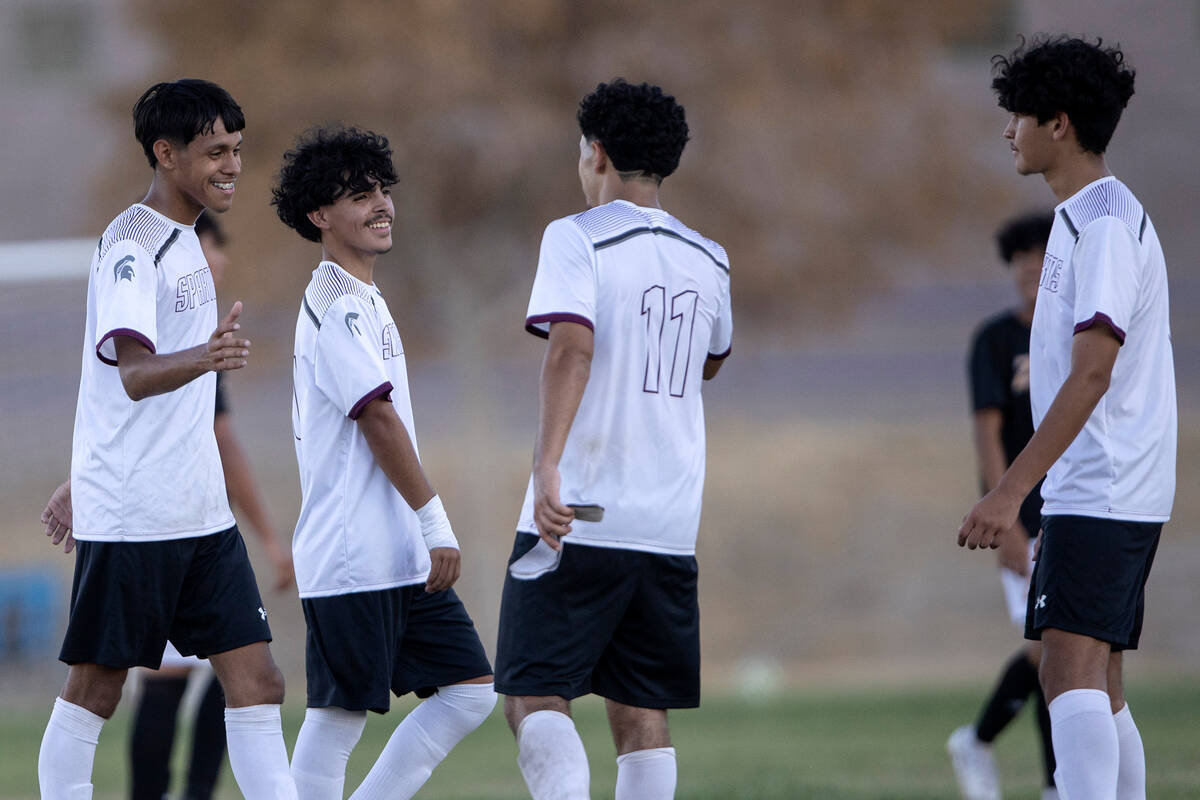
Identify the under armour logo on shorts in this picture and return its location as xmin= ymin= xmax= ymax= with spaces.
xmin=1035 ymin=595 xmax=1047 ymax=610
xmin=258 ymin=606 xmax=267 ymax=620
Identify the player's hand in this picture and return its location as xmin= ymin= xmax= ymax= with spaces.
xmin=996 ymin=521 xmax=1031 ymax=576
xmin=532 ymin=464 xmax=574 ymax=551
xmin=205 ymin=302 xmax=251 ymax=372
xmin=42 ymin=479 xmax=75 ymax=554
xmin=958 ymin=485 xmax=1022 ymax=550
xmin=425 ymin=546 xmax=460 ymax=593
xmin=265 ymin=542 xmax=295 ymax=591
xmin=1033 ymin=528 xmax=1044 ymax=561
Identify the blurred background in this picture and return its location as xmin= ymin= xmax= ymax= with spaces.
xmin=0 ymin=0 xmax=1197 ymax=794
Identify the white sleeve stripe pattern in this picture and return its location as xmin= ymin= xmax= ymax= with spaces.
xmin=98 ymin=206 xmax=180 ymax=267
xmin=1061 ymin=179 xmax=1146 ymax=242
xmin=305 ymin=262 xmax=375 ymax=324
xmin=571 ymin=203 xmax=730 ymax=272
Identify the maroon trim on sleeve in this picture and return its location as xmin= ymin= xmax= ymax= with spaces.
xmin=707 ymin=345 xmax=732 ymax=361
xmin=1074 ymin=313 xmax=1126 ymax=345
xmin=96 ymin=328 xmax=156 ymax=365
xmin=524 ymin=313 xmax=595 ymax=339
xmin=348 ymin=381 xmax=394 ymax=420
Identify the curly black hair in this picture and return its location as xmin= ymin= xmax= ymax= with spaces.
xmin=995 ymin=211 xmax=1053 ymax=264
xmin=991 ymin=35 xmax=1135 ymax=155
xmin=577 ymin=79 xmax=689 ymax=182
xmin=271 ymin=126 xmax=398 ymax=243
xmin=133 ymin=79 xmax=245 ymax=168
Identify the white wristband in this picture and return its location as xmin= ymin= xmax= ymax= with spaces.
xmin=415 ymin=494 xmax=459 ymax=551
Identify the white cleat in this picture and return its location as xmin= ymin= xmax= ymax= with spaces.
xmin=947 ymin=725 xmax=1001 ymax=800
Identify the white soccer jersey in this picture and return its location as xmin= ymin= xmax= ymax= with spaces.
xmin=517 ymin=200 xmax=733 ymax=555
xmin=70 ymin=204 xmax=232 ymax=541
xmin=1031 ymin=176 xmax=1176 ymax=521
xmin=291 ymin=261 xmax=430 ymax=598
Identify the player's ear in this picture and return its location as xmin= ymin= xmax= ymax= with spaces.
xmin=1050 ymin=111 xmax=1072 ymax=143
xmin=590 ymin=139 xmax=609 ymax=174
xmin=153 ymin=138 xmax=176 ymax=170
xmin=306 ymin=207 xmax=332 ymax=233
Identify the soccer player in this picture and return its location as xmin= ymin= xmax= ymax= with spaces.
xmin=495 ymin=79 xmax=732 ymax=800
xmin=959 ymin=37 xmax=1176 ymax=800
xmin=948 ymin=211 xmax=1057 ymax=800
xmin=37 ymin=79 xmax=298 ymax=799
xmin=272 ymin=125 xmax=496 ymax=800
xmin=40 ymin=214 xmax=297 ymax=800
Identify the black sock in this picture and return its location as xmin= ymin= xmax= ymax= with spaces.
xmin=974 ymin=650 xmax=1040 ymax=743
xmin=184 ymin=675 xmax=227 ymax=800
xmin=1034 ymin=683 xmax=1056 ymax=787
xmin=130 ymin=675 xmax=189 ymax=800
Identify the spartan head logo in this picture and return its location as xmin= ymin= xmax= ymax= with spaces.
xmin=345 ymin=311 xmax=362 ymax=336
xmin=114 ymin=255 xmax=135 ymax=283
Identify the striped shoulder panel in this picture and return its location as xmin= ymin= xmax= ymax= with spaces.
xmin=303 ymin=262 xmax=375 ymax=327
xmin=570 ymin=203 xmax=730 ymax=273
xmin=1060 ymin=179 xmax=1147 ymax=242
xmin=97 ymin=206 xmax=182 ymax=267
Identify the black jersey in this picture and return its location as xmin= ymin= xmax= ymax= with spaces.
xmin=968 ymin=310 xmax=1042 ymax=537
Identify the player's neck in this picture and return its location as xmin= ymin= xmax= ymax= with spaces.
xmin=1043 ymin=152 xmax=1111 ymax=204
xmin=141 ymin=176 xmax=203 ymax=226
xmin=599 ymin=175 xmax=662 ymax=209
xmin=321 ymin=244 xmax=375 ymax=286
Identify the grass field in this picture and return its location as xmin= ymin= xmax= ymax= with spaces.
xmin=3 ymin=682 xmax=1199 ymax=799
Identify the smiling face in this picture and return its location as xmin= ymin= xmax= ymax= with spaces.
xmin=166 ymin=117 xmax=242 ymax=214
xmin=315 ymin=182 xmax=395 ymax=258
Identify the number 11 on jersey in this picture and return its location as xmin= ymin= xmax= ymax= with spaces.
xmin=642 ymin=285 xmax=698 ymax=398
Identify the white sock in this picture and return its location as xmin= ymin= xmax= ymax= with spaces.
xmin=38 ymin=697 xmax=104 ymax=800
xmin=616 ymin=747 xmax=677 ymax=800
xmin=516 ymin=709 xmax=590 ymax=800
xmin=349 ymin=682 xmax=496 ymax=800
xmin=1048 ymin=689 xmax=1119 ymax=800
xmin=224 ymin=704 xmax=299 ymax=800
xmin=1114 ymin=704 xmax=1146 ymax=800
xmin=291 ymin=707 xmax=367 ymax=800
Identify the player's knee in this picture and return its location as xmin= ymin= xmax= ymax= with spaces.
xmin=255 ymin=663 xmax=286 ymax=705
xmin=503 ymin=694 xmax=567 ymax=735
xmin=222 ymin=662 xmax=285 ymax=707
xmin=437 ymin=681 xmax=497 ymax=728
xmin=62 ymin=666 xmax=127 ymax=719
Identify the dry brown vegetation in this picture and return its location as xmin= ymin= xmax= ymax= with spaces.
xmin=95 ymin=0 xmax=1022 ymax=344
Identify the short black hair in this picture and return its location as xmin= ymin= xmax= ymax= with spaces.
xmin=272 ymin=125 xmax=398 ymax=243
xmin=995 ymin=211 xmax=1053 ymax=264
xmin=133 ymin=79 xmax=245 ymax=168
xmin=991 ymin=36 xmax=1135 ymax=154
xmin=577 ymin=79 xmax=689 ymax=183
xmin=194 ymin=211 xmax=226 ymax=245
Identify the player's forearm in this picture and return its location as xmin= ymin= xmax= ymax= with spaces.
xmin=357 ymin=399 xmax=436 ymax=511
xmin=533 ymin=334 xmax=592 ymax=472
xmin=972 ymin=411 xmax=1008 ymax=492
xmin=215 ymin=416 xmax=281 ymax=545
xmin=116 ymin=341 xmax=211 ymax=401
xmin=997 ymin=364 xmax=1111 ymax=503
